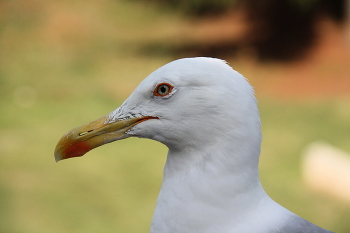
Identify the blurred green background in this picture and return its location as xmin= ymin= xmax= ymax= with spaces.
xmin=1 ymin=0 xmax=350 ymax=232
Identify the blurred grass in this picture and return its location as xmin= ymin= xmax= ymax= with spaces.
xmin=259 ymin=100 xmax=350 ymax=233
xmin=0 ymin=0 xmax=349 ymax=232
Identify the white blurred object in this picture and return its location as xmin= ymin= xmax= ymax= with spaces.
xmin=302 ymin=142 xmax=350 ymax=204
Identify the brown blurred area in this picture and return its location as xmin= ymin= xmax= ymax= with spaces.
xmin=142 ymin=0 xmax=350 ymax=99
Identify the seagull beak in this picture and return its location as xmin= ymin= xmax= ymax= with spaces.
xmin=54 ymin=115 xmax=158 ymax=162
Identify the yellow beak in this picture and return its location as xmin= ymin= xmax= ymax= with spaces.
xmin=54 ymin=115 xmax=158 ymax=162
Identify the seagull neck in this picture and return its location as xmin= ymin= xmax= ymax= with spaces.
xmin=151 ymin=139 xmax=269 ymax=232
xmin=163 ymin=141 xmax=263 ymax=199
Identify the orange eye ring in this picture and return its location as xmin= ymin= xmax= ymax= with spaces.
xmin=154 ymin=83 xmax=173 ymax=97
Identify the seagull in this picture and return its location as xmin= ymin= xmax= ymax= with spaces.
xmin=55 ymin=57 xmax=333 ymax=233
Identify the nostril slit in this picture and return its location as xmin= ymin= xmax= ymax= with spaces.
xmin=79 ymin=130 xmax=93 ymax=136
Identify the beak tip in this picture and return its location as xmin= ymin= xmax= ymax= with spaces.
xmin=54 ymin=150 xmax=64 ymax=162
xmin=54 ymin=141 xmax=91 ymax=163
xmin=54 ymin=155 xmax=61 ymax=163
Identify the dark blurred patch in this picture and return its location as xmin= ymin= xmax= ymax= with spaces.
xmin=131 ymin=0 xmax=237 ymax=16
xmin=137 ymin=0 xmax=347 ymax=62
xmin=242 ymin=0 xmax=346 ymax=61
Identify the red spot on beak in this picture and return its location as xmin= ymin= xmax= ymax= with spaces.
xmin=63 ymin=141 xmax=92 ymax=159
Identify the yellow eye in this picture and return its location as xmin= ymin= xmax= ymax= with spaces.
xmin=154 ymin=83 xmax=173 ymax=97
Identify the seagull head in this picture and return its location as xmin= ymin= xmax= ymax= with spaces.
xmin=54 ymin=58 xmax=333 ymax=233
xmin=55 ymin=57 xmax=260 ymax=162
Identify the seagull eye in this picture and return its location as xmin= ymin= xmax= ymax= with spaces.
xmin=154 ymin=83 xmax=173 ymax=97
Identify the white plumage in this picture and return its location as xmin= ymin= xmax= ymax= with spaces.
xmin=55 ymin=57 xmax=333 ymax=233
